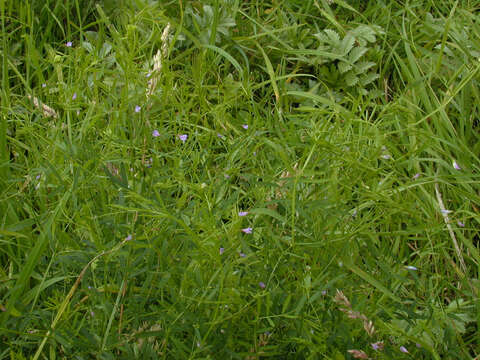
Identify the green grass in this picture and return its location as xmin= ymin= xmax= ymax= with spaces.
xmin=1 ymin=0 xmax=479 ymax=358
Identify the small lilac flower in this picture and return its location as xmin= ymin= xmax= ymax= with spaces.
xmin=416 ymin=343 xmax=422 ymax=348
xmin=239 ymin=252 xmax=246 ymax=257
xmin=135 ymin=105 xmax=141 ymax=113
xmin=146 ymin=72 xmax=151 ymax=78
xmin=453 ymin=160 xmax=461 ymax=170
xmin=72 ymin=92 xmax=77 ymax=100
xmin=441 ymin=209 xmax=452 ymax=215
xmin=90 ymin=311 xmax=95 ymax=317
xmin=321 ymin=290 xmax=327 ymax=296
xmin=238 ymin=211 xmax=248 ymax=217
xmin=405 ymin=266 xmax=418 ymax=271
xmin=42 ymin=83 xmax=46 ymax=88
xmin=400 ymin=346 xmax=409 ymax=353
xmin=178 ymin=134 xmax=188 ymax=142
xmin=217 ymin=133 xmax=225 ymax=139
xmin=242 ymin=124 xmax=248 ymax=129
xmin=259 ymin=281 xmax=266 ymax=289
xmin=219 ymin=247 xmax=225 ymax=255
xmin=371 ymin=342 xmax=384 ymax=351
xmin=125 ymin=234 xmax=132 ymax=241
xmin=241 ymin=227 xmax=252 ymax=234
xmin=66 ymin=41 xmax=72 ymax=47
xmin=381 ymin=154 xmax=391 ymax=160
xmin=224 ymin=174 xmax=230 ymax=179
xmin=253 ymin=151 xmax=256 ymax=156
xmin=36 ymin=175 xmax=41 ymax=180
xmin=152 ymin=129 xmax=160 ymax=137
xmin=413 ymin=173 xmax=421 ymax=180
xmin=457 ymin=220 xmax=465 ymax=227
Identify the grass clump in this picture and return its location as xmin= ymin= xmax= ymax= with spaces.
xmin=1 ymin=0 xmax=479 ymax=358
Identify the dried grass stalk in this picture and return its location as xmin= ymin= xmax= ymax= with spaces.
xmin=334 ymin=290 xmax=375 ymax=337
xmin=363 ymin=320 xmax=375 ymax=337
xmin=334 ymin=289 xmax=351 ymax=309
xmin=28 ymin=95 xmax=58 ymax=118
xmin=135 ymin=323 xmax=163 ymax=350
xmin=146 ymin=23 xmax=171 ymax=99
xmin=347 ymin=349 xmax=369 ymax=359
xmin=434 ymin=183 xmax=467 ymax=274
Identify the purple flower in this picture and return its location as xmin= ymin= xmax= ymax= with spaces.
xmin=42 ymin=83 xmax=46 ymax=88
xmin=416 ymin=343 xmax=422 ymax=348
xmin=90 ymin=311 xmax=95 ymax=317
xmin=413 ymin=173 xmax=421 ymax=180
xmin=241 ymin=227 xmax=252 ymax=234
xmin=371 ymin=342 xmax=384 ymax=351
xmin=405 ymin=266 xmax=417 ymax=271
xmin=441 ymin=209 xmax=452 ymax=215
xmin=224 ymin=174 xmax=230 ymax=179
xmin=219 ymin=247 xmax=225 ymax=255
xmin=238 ymin=211 xmax=248 ymax=217
xmin=242 ymin=124 xmax=248 ymax=129
xmin=399 ymin=346 xmax=409 ymax=353
xmin=239 ymin=252 xmax=246 ymax=257
xmin=321 ymin=290 xmax=327 ymax=296
xmin=178 ymin=134 xmax=188 ymax=142
xmin=381 ymin=154 xmax=391 ymax=160
xmin=72 ymin=92 xmax=77 ymax=100
xmin=65 ymin=41 xmax=72 ymax=47
xmin=259 ymin=282 xmax=266 ymax=289
xmin=135 ymin=105 xmax=141 ymax=113
xmin=217 ymin=133 xmax=225 ymax=139
xmin=457 ymin=220 xmax=465 ymax=227
xmin=125 ymin=234 xmax=132 ymax=241
xmin=146 ymin=72 xmax=151 ymax=78
xmin=152 ymin=129 xmax=160 ymax=137
xmin=453 ymin=160 xmax=461 ymax=170
xmin=36 ymin=175 xmax=41 ymax=180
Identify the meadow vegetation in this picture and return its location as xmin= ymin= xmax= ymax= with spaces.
xmin=1 ymin=0 xmax=479 ymax=358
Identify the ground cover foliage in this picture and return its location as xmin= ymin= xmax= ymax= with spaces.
xmin=1 ymin=0 xmax=480 ymax=358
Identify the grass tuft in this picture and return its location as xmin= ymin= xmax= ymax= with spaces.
xmin=1 ymin=0 xmax=479 ymax=358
